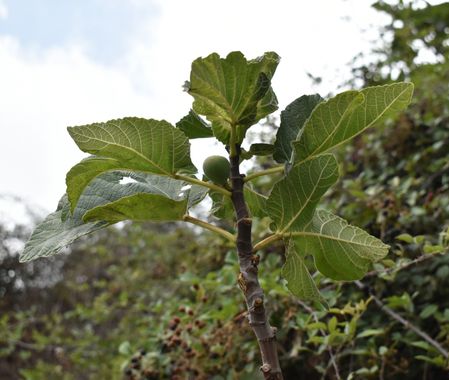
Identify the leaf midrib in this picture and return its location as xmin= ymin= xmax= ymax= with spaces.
xmin=69 ymin=129 xmax=172 ymax=176
xmin=83 ymin=193 xmax=188 ymax=222
xmin=287 ymin=231 xmax=389 ymax=249
xmin=297 ymin=84 xmax=411 ymax=163
xmin=299 ymin=93 xmax=364 ymax=162
xmin=279 ymin=160 xmax=331 ymax=234
xmin=191 ymin=57 xmax=275 ymax=127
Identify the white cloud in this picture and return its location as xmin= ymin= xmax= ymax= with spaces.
xmin=0 ymin=37 xmax=154 ymax=211
xmin=0 ymin=0 xmax=388 ymax=212
xmin=123 ymin=0 xmax=388 ymax=111
xmin=0 ymin=0 xmax=7 ymax=19
xmin=0 ymin=34 xmax=225 ymax=212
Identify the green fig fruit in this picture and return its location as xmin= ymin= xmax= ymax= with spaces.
xmin=203 ymin=155 xmax=230 ymax=185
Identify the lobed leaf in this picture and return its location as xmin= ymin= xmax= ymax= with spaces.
xmin=83 ymin=193 xmax=187 ymax=223
xmin=248 ymin=143 xmax=275 ymax=157
xmin=176 ymin=110 xmax=213 ymax=139
xmin=20 ymin=172 xmax=203 ymax=262
xmin=293 ymin=83 xmax=414 ymax=163
xmin=267 ymin=154 xmax=339 ymax=233
xmin=83 ymin=174 xmax=207 ymax=223
xmin=68 ymin=117 xmax=196 ymax=175
xmin=19 ymin=194 xmax=105 ymax=263
xmin=273 ymin=94 xmax=323 ymax=163
xmin=66 ymin=117 xmax=196 ymax=211
xmin=244 ymin=186 xmax=268 ymax=219
xmin=291 ymin=209 xmax=390 ymax=281
xmin=282 ymin=240 xmax=322 ymax=301
xmin=209 ymin=185 xmax=267 ymax=219
xmin=66 ymin=156 xmax=122 ymax=212
xmin=188 ymin=51 xmax=280 ymax=144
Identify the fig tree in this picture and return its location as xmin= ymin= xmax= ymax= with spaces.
xmin=202 ymin=155 xmax=230 ymax=185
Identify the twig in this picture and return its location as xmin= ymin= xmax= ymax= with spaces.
xmin=183 ymin=215 xmax=235 ymax=243
xmin=14 ymin=340 xmax=40 ymax=350
xmin=318 ymin=253 xmax=446 ymax=295
xmin=355 ymin=280 xmax=449 ymax=359
xmin=380 ymin=354 xmax=386 ymax=380
xmin=244 ymin=166 xmax=285 ymax=183
xmin=421 ymin=163 xmax=449 ymax=190
xmin=229 ymin=142 xmax=283 ymax=379
xmin=297 ymin=300 xmax=342 ymax=380
xmin=175 ymin=174 xmax=231 ymax=197
xmin=253 ymin=234 xmax=283 ymax=253
xmin=364 ymin=254 xmax=439 ymax=278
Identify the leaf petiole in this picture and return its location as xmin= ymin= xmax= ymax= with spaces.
xmin=183 ymin=215 xmax=235 ymax=243
xmin=253 ymin=233 xmax=283 ymax=252
xmin=175 ymin=174 xmax=231 ymax=197
xmin=244 ymin=166 xmax=284 ymax=183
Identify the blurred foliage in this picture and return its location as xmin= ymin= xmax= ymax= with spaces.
xmin=1 ymin=223 xmax=255 ymax=379
xmin=2 ymin=0 xmax=449 ymax=379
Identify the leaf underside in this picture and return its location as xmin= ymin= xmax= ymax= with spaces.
xmin=293 ymin=82 xmax=414 ymax=163
xmin=210 ymin=185 xmax=267 ymax=219
xmin=290 ymin=209 xmax=390 ymax=281
xmin=268 ymin=155 xmax=389 ymax=295
xmin=22 ymin=57 xmax=405 ymax=294
xmin=66 ymin=117 xmax=197 ymax=212
xmin=20 ymin=172 xmax=205 ymax=262
xmin=267 ymin=154 xmax=339 ymax=233
xmin=278 ymin=83 xmax=411 ymax=292
xmin=282 ymin=239 xmax=322 ymax=301
xmin=273 ymin=94 xmax=323 ymax=163
xmin=282 ymin=209 xmax=389 ymax=299
xmin=188 ymin=51 xmax=280 ymax=144
xmin=176 ymin=110 xmax=213 ymax=139
xmin=248 ymin=143 xmax=275 ymax=156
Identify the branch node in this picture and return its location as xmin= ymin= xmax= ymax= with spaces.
xmin=254 ymin=297 xmax=264 ymax=309
xmin=249 ymin=320 xmax=266 ymax=326
xmin=247 ymin=265 xmax=258 ymax=275
xmin=238 ymin=217 xmax=252 ymax=226
xmin=251 ymin=254 xmax=260 ymax=266
xmin=229 ymin=143 xmax=283 ymax=378
xmin=238 ymin=272 xmax=247 ymax=293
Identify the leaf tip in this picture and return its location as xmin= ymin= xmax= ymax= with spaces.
xmin=182 ymin=80 xmax=191 ymax=92
xmin=263 ymin=51 xmax=281 ymax=63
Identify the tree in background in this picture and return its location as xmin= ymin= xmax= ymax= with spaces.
xmin=1 ymin=1 xmax=449 ymax=379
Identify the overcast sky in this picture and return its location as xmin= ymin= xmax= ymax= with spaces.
xmin=0 ymin=0 xmax=397 ymax=216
